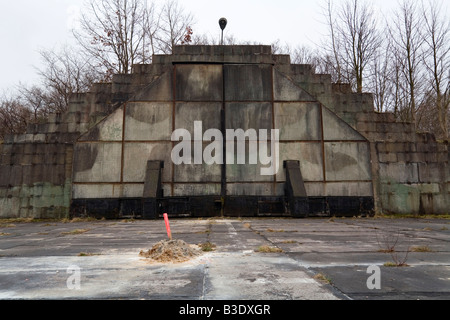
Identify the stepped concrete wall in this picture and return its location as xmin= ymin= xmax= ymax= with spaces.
xmin=0 ymin=45 xmax=447 ymax=218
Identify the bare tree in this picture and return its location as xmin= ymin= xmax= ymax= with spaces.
xmin=37 ymin=46 xmax=99 ymax=113
xmin=337 ymin=0 xmax=380 ymax=93
xmin=422 ymin=0 xmax=450 ymax=139
xmin=321 ymin=0 xmax=345 ymax=84
xmin=321 ymin=0 xmax=381 ymax=92
xmin=389 ymin=0 xmax=425 ymax=126
xmin=141 ymin=0 xmax=160 ymax=61
xmin=155 ymin=0 xmax=195 ymax=54
xmin=18 ymin=86 xmax=51 ymax=121
xmin=74 ymin=0 xmax=150 ymax=78
xmin=0 ymin=93 xmax=32 ymax=139
xmin=369 ymin=35 xmax=394 ymax=113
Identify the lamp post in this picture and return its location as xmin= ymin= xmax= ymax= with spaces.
xmin=219 ymin=18 xmax=227 ymax=45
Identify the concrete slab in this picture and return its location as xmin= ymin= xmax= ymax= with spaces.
xmin=0 ymin=217 xmax=449 ymax=300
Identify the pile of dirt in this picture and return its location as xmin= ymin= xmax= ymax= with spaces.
xmin=139 ymin=239 xmax=202 ymax=263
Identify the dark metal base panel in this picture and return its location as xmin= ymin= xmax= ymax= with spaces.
xmin=70 ymin=196 xmax=374 ymax=219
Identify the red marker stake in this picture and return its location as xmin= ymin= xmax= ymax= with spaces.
xmin=163 ymin=213 xmax=172 ymax=240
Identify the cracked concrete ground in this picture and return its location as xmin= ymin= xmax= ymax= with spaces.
xmin=0 ymin=217 xmax=449 ymax=300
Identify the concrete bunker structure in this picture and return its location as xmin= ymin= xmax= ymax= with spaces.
xmin=0 ymin=45 xmax=448 ymax=219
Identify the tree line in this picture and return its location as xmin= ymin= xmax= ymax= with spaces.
xmin=1 ymin=0 xmax=448 ymax=140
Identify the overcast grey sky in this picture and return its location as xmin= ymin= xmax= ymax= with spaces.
xmin=0 ymin=0 xmax=440 ymax=94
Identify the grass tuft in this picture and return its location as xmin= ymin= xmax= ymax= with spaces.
xmin=78 ymin=252 xmax=101 ymax=256
xmin=410 ymin=245 xmax=434 ymax=252
xmin=255 ymin=245 xmax=283 ymax=253
xmin=314 ymin=273 xmax=331 ymax=284
xmin=61 ymin=229 xmax=90 ymax=235
xmin=199 ymin=242 xmax=216 ymax=252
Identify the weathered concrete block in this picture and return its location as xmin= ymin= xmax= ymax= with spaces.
xmin=125 ymin=102 xmax=172 ymax=141
xmin=415 ymin=183 xmax=441 ymax=193
xmin=21 ymin=165 xmax=33 ymax=185
xmin=396 ymin=152 xmax=407 ymax=163
xmin=379 ymin=163 xmax=419 ymax=183
xmin=324 ymin=142 xmax=371 ymax=181
xmin=379 ymin=182 xmax=420 ymax=214
xmin=324 ymin=182 xmax=373 ymax=197
xmin=11 ymin=165 xmax=23 ymax=186
xmin=274 ymin=102 xmax=321 ymax=140
xmin=12 ymin=144 xmax=24 ymax=155
xmin=73 ymin=142 xmax=122 ymax=183
xmin=44 ymin=151 xmax=57 ymax=164
xmin=81 ymin=106 xmax=124 ymax=141
xmin=1 ymin=143 xmax=12 ymax=154
xmin=4 ymin=135 xmax=14 ymax=143
xmin=385 ymin=142 xmax=405 ymax=153
xmin=122 ymin=142 xmax=172 ymax=183
xmin=333 ymin=111 xmax=358 ymax=128
xmin=378 ymin=152 xmax=398 ymax=163
xmin=176 ymin=64 xmax=223 ymax=101
xmin=416 ymin=132 xmax=436 ymax=143
xmin=418 ymin=163 xmax=447 ymax=183
xmin=23 ymin=144 xmax=36 ymax=154
xmin=425 ymin=152 xmax=438 ymax=163
xmin=226 ymin=162 xmax=274 ymax=183
xmin=1 ymin=153 xmax=11 ymax=165
xmin=273 ymin=69 xmax=315 ymax=101
xmin=356 ymin=112 xmax=375 ymax=122
xmin=226 ymin=102 xmax=272 ymax=131
xmin=175 ymin=102 xmax=221 ymax=138
xmin=0 ymin=165 xmax=11 ymax=186
xmin=44 ymin=144 xmax=58 ymax=154
xmin=356 ymin=121 xmax=377 ymax=132
xmin=226 ymin=183 xmax=274 ymax=196
xmin=304 ymin=182 xmax=325 ymax=197
xmin=175 ymin=162 xmax=222 ymax=183
xmin=224 ymin=64 xmax=272 ymax=101
xmin=407 ymin=152 xmax=427 ymax=163
xmin=132 ymin=72 xmax=173 ymax=101
xmin=0 ymin=195 xmax=21 ymax=218
xmin=417 ymin=142 xmax=438 ymax=153
xmin=322 ymin=107 xmax=366 ymax=141
xmin=66 ymin=122 xmax=78 ymax=133
xmin=173 ymin=183 xmax=221 ymax=196
xmin=72 ymin=184 xmax=114 ymax=199
xmin=52 ymin=164 xmax=66 ymax=185
xmin=376 ymin=143 xmax=387 ymax=153
xmin=437 ymin=152 xmax=448 ymax=163
xmin=277 ymin=142 xmax=323 ymax=182
xmin=424 ymin=193 xmax=450 ymax=214
xmin=30 ymin=164 xmax=44 ymax=182
xmin=56 ymin=153 xmax=66 ymax=165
